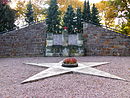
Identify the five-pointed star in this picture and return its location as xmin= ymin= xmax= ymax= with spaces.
xmin=22 ymin=60 xmax=126 ymax=83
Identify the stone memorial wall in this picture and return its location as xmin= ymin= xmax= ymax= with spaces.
xmin=0 ymin=22 xmax=46 ymax=57
xmin=0 ymin=22 xmax=129 ymax=57
xmin=83 ymin=23 xmax=130 ymax=56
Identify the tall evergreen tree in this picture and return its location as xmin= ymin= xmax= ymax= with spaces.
xmin=91 ymin=4 xmax=100 ymax=25
xmin=25 ymin=1 xmax=34 ymax=25
xmin=82 ymin=0 xmax=87 ymax=22
xmin=86 ymin=0 xmax=91 ymax=22
xmin=63 ymin=5 xmax=75 ymax=34
xmin=75 ymin=8 xmax=83 ymax=33
xmin=46 ymin=0 xmax=60 ymax=33
xmin=0 ymin=1 xmax=16 ymax=33
xmin=82 ymin=0 xmax=91 ymax=23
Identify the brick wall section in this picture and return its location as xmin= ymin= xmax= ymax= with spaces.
xmin=0 ymin=22 xmax=46 ymax=57
xmin=83 ymin=23 xmax=130 ymax=56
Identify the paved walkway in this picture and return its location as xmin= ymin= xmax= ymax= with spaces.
xmin=0 ymin=56 xmax=130 ymax=98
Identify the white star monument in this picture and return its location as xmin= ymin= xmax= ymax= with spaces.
xmin=22 ymin=59 xmax=126 ymax=83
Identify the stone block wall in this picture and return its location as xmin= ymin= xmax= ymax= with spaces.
xmin=83 ymin=23 xmax=130 ymax=56
xmin=0 ymin=22 xmax=129 ymax=57
xmin=0 ymin=22 xmax=46 ymax=57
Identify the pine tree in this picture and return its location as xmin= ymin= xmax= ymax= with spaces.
xmin=0 ymin=1 xmax=16 ymax=33
xmin=86 ymin=0 xmax=91 ymax=22
xmin=82 ymin=0 xmax=91 ymax=23
xmin=82 ymin=0 xmax=87 ymax=22
xmin=63 ymin=5 xmax=75 ymax=34
xmin=75 ymin=8 xmax=83 ymax=33
xmin=91 ymin=4 xmax=100 ymax=26
xmin=46 ymin=0 xmax=60 ymax=33
xmin=25 ymin=1 xmax=34 ymax=25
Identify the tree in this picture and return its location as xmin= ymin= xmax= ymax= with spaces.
xmin=63 ymin=5 xmax=75 ymax=34
xmin=109 ymin=0 xmax=130 ymax=35
xmin=96 ymin=0 xmax=130 ymax=35
xmin=25 ymin=1 xmax=34 ymax=25
xmin=91 ymin=4 xmax=100 ymax=26
xmin=82 ymin=0 xmax=91 ymax=23
xmin=86 ymin=0 xmax=91 ymax=22
xmin=82 ymin=0 xmax=87 ymax=22
xmin=46 ymin=0 xmax=60 ymax=33
xmin=110 ymin=0 xmax=130 ymax=20
xmin=96 ymin=1 xmax=118 ymax=27
xmin=44 ymin=0 xmax=83 ymax=15
xmin=75 ymin=7 xmax=83 ymax=33
xmin=0 ymin=1 xmax=16 ymax=33
xmin=58 ymin=0 xmax=83 ymax=14
xmin=15 ymin=1 xmax=26 ymax=18
xmin=32 ymin=4 xmax=44 ymax=21
xmin=15 ymin=1 xmax=44 ymax=23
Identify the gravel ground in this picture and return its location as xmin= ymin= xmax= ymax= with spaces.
xmin=0 ymin=56 xmax=130 ymax=98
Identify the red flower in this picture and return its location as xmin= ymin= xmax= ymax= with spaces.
xmin=71 ymin=58 xmax=77 ymax=63
xmin=63 ymin=26 xmax=68 ymax=30
xmin=63 ymin=58 xmax=77 ymax=64
xmin=63 ymin=58 xmax=70 ymax=64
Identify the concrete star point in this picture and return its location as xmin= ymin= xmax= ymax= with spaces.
xmin=22 ymin=60 xmax=126 ymax=83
